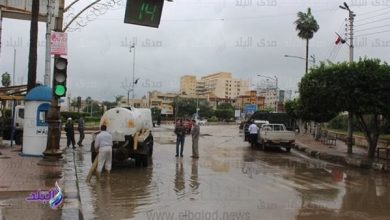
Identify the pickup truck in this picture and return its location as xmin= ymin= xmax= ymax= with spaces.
xmin=257 ymin=124 xmax=295 ymax=152
xmin=243 ymin=120 xmax=269 ymax=141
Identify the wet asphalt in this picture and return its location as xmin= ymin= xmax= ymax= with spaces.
xmin=71 ymin=125 xmax=390 ymax=220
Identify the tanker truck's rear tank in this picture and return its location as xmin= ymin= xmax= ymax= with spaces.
xmin=91 ymin=107 xmax=154 ymax=167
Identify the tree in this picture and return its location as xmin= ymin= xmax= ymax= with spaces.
xmin=299 ymin=59 xmax=390 ymax=158
xmin=215 ymin=109 xmax=234 ymax=121
xmin=1 ymin=72 xmax=11 ymax=87
xmin=295 ymin=7 xmax=319 ymax=74
xmin=27 ymin=0 xmax=39 ymax=92
xmin=217 ymin=102 xmax=234 ymax=110
xmin=114 ymin=95 xmax=124 ymax=105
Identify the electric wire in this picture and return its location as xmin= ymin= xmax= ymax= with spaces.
xmin=355 ymin=29 xmax=390 ymax=37
xmin=355 ymin=9 xmax=390 ymax=23
xmin=358 ymin=6 xmax=390 ymax=16
xmin=355 ymin=16 xmax=390 ymax=27
xmin=355 ymin=24 xmax=390 ymax=33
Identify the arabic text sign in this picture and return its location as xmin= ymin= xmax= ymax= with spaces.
xmin=51 ymin=32 xmax=67 ymax=56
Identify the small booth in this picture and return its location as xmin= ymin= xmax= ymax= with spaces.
xmin=22 ymin=86 xmax=52 ymax=156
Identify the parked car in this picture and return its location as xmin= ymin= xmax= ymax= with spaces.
xmin=257 ymin=123 xmax=295 ymax=152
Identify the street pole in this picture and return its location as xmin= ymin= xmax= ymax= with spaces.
xmin=340 ymin=2 xmax=355 ymax=154
xmin=13 ymin=49 xmax=16 ymax=86
xmin=130 ymin=43 xmax=136 ymax=99
xmin=44 ymin=0 xmax=53 ymax=86
xmin=347 ymin=8 xmax=355 ymax=154
xmin=43 ymin=0 xmax=65 ymax=161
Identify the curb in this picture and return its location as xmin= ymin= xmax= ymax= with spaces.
xmin=61 ymin=148 xmax=83 ymax=220
xmin=293 ymin=144 xmax=390 ymax=172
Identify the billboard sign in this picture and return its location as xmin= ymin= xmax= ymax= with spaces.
xmin=50 ymin=32 xmax=67 ymax=55
xmin=244 ymin=104 xmax=257 ymax=114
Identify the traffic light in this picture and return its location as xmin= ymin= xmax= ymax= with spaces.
xmin=124 ymin=0 xmax=164 ymax=28
xmin=53 ymin=57 xmax=67 ymax=98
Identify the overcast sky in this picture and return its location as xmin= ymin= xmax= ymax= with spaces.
xmin=1 ymin=0 xmax=390 ymax=101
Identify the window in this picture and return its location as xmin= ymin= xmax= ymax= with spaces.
xmin=18 ymin=109 xmax=24 ymax=119
xmin=36 ymin=103 xmax=50 ymax=126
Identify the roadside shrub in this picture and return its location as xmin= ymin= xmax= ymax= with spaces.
xmin=208 ymin=116 xmax=218 ymax=122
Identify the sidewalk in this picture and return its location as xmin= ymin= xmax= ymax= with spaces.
xmin=0 ymin=140 xmax=83 ymax=219
xmin=294 ymin=133 xmax=390 ymax=172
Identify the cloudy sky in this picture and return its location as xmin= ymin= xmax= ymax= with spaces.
xmin=1 ymin=0 xmax=390 ymax=101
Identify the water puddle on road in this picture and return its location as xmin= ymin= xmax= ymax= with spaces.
xmin=74 ymin=126 xmax=390 ymax=220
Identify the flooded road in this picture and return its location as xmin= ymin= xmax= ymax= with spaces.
xmin=73 ymin=125 xmax=390 ymax=220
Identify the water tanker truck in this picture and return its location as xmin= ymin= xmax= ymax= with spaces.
xmin=91 ymin=107 xmax=154 ymax=167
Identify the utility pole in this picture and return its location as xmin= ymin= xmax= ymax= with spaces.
xmin=44 ymin=0 xmax=54 ymax=86
xmin=13 ymin=49 xmax=16 ymax=86
xmin=130 ymin=43 xmax=136 ymax=99
xmin=43 ymin=0 xmax=65 ymax=161
xmin=340 ymin=2 xmax=355 ymax=154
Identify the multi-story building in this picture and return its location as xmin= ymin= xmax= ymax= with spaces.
xmin=180 ymin=75 xmax=197 ymax=96
xmin=148 ymin=90 xmax=208 ymax=115
xmin=118 ymin=97 xmax=148 ymax=108
xmin=279 ymin=90 xmax=293 ymax=103
xmin=258 ymin=88 xmax=279 ymax=112
xmin=180 ymin=72 xmax=249 ymax=99
xmin=234 ymin=90 xmax=265 ymax=111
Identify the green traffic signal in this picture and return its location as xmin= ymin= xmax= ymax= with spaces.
xmin=53 ymin=57 xmax=67 ymax=98
xmin=54 ymin=85 xmax=66 ymax=96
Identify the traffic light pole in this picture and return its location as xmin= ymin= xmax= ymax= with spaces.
xmin=42 ymin=0 xmax=65 ymax=160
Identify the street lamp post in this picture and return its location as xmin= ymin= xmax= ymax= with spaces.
xmin=340 ymin=2 xmax=355 ymax=154
xmin=130 ymin=43 xmax=136 ymax=100
xmin=284 ymin=54 xmax=316 ymax=65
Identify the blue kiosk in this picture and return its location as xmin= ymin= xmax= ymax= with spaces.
xmin=22 ymin=86 xmax=52 ymax=156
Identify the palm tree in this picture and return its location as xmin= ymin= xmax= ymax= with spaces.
xmin=27 ymin=0 xmax=39 ymax=92
xmin=294 ymin=8 xmax=319 ymax=74
xmin=1 ymin=72 xmax=11 ymax=87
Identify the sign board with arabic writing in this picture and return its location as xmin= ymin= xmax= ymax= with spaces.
xmin=0 ymin=0 xmax=59 ymax=21
xmin=50 ymin=32 xmax=67 ymax=56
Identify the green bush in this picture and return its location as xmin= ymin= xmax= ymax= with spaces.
xmin=85 ymin=116 xmax=101 ymax=123
xmin=208 ymin=116 xmax=218 ymax=122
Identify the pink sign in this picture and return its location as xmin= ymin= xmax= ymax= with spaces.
xmin=51 ymin=32 xmax=67 ymax=55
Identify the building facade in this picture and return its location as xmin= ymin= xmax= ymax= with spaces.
xmin=258 ymin=88 xmax=279 ymax=112
xmin=180 ymin=75 xmax=197 ymax=96
xmin=180 ymin=72 xmax=249 ymax=99
xmin=234 ymin=90 xmax=265 ymax=111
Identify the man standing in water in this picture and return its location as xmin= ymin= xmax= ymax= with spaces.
xmin=248 ymin=120 xmax=259 ymax=148
xmin=77 ymin=116 xmax=85 ymax=147
xmin=95 ymin=125 xmax=113 ymax=178
xmin=174 ymin=119 xmax=186 ymax=157
xmin=191 ymin=119 xmax=200 ymax=159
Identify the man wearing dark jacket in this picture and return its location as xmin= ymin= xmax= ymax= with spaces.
xmin=174 ymin=119 xmax=186 ymax=157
